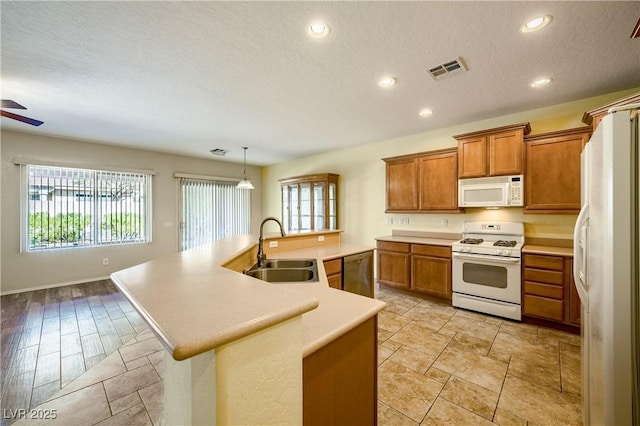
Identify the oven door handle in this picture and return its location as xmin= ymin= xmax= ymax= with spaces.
xmin=451 ymin=253 xmax=521 ymax=264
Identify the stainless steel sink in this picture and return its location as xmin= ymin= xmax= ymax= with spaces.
xmin=264 ymin=259 xmax=315 ymax=269
xmin=245 ymin=267 xmax=317 ymax=283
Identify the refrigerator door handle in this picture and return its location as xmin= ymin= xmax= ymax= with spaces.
xmin=573 ymin=204 xmax=589 ymax=311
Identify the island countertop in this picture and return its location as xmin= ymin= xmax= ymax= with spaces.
xmin=110 ymin=235 xmax=385 ymax=360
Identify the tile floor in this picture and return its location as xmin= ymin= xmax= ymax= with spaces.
xmin=2 ymin=281 xmax=583 ymax=425
xmin=376 ymin=285 xmax=582 ymax=425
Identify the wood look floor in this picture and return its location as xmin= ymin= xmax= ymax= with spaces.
xmin=1 ymin=280 xmax=148 ymax=425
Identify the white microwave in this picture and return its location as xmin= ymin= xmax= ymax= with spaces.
xmin=458 ymin=175 xmax=523 ymax=207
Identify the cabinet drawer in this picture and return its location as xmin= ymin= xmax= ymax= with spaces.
xmin=523 ymin=254 xmax=564 ymax=271
xmin=377 ymin=241 xmax=410 ymax=253
xmin=323 ymin=258 xmax=342 ymax=276
xmin=524 ymin=281 xmax=563 ymax=299
xmin=523 ymin=294 xmax=564 ymax=321
xmin=524 ymin=267 xmax=564 ymax=285
xmin=411 ymin=244 xmax=450 ymax=258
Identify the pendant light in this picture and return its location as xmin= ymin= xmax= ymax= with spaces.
xmin=236 ymin=147 xmax=255 ymax=190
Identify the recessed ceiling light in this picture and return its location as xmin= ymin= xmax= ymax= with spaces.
xmin=308 ymin=22 xmax=331 ymax=38
xmin=530 ymin=77 xmax=552 ymax=88
xmin=521 ymin=15 xmax=552 ymax=33
xmin=378 ymin=77 xmax=397 ymax=88
xmin=419 ymin=109 xmax=433 ymax=117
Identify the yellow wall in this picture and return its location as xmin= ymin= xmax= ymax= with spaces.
xmin=263 ymin=88 xmax=639 ymax=246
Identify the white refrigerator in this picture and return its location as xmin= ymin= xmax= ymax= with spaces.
xmin=573 ymin=105 xmax=639 ymax=425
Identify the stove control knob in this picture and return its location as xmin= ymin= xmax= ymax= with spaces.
xmin=496 ymin=249 xmax=503 ymax=255
xmin=504 ymin=249 xmax=511 ymax=256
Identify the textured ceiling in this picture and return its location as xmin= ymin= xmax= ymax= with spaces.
xmin=1 ymin=1 xmax=639 ymax=165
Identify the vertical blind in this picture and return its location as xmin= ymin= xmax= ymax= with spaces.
xmin=26 ymin=165 xmax=151 ymax=251
xmin=180 ymin=178 xmax=250 ymax=251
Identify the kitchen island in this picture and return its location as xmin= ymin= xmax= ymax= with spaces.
xmin=110 ymin=232 xmax=385 ymax=425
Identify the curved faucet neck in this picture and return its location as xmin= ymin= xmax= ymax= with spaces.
xmin=257 ymin=217 xmax=286 ymax=267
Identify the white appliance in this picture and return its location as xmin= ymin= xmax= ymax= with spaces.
xmin=452 ymin=221 xmax=524 ymax=321
xmin=458 ymin=175 xmax=524 ymax=208
xmin=573 ymin=105 xmax=639 ymax=425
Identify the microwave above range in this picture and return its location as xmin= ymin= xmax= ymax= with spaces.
xmin=458 ymin=175 xmax=523 ymax=208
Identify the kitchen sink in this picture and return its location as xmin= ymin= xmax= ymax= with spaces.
xmin=245 ymin=267 xmax=317 ymax=283
xmin=264 ymin=259 xmax=315 ymax=269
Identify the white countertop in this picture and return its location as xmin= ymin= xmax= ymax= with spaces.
xmin=111 ymin=235 xmax=385 ymax=360
xmin=523 ymin=245 xmax=574 ymax=257
xmin=376 ymin=235 xmax=457 ymax=246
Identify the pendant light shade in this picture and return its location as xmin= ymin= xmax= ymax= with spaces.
xmin=236 ymin=147 xmax=255 ymax=190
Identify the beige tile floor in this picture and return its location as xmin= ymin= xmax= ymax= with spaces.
xmin=376 ymin=286 xmax=582 ymax=425
xmin=6 ymin=283 xmax=583 ymax=425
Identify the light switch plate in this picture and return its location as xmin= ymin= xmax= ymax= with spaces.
xmin=269 ymin=241 xmax=278 ymax=248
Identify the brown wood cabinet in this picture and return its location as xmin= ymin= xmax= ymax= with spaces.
xmin=411 ymin=244 xmax=451 ymax=299
xmin=454 ymin=123 xmax=531 ymax=178
xmin=522 ymin=253 xmax=579 ymax=332
xmin=279 ymin=173 xmax=338 ymax=232
xmin=524 ymin=127 xmax=591 ymax=214
xmin=582 ymin=91 xmax=640 ymax=131
xmin=323 ymin=258 xmax=342 ymax=290
xmin=377 ymin=240 xmax=452 ymax=300
xmin=385 ymin=158 xmax=418 ymax=211
xmin=376 ymin=241 xmax=411 ymax=289
xmin=303 ymin=316 xmax=377 ymax=426
xmin=383 ymin=148 xmax=461 ymax=213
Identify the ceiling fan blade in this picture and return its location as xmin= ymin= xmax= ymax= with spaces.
xmin=0 ymin=110 xmax=44 ymax=126
xmin=1 ymin=99 xmax=27 ymax=109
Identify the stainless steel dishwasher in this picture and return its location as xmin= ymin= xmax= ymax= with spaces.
xmin=343 ymin=251 xmax=374 ymax=298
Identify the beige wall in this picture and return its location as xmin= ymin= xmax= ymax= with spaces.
xmin=1 ymin=131 xmax=263 ymax=293
xmin=263 ymin=88 xmax=639 ymax=246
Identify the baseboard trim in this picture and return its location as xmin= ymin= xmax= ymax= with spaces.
xmin=0 ymin=276 xmax=111 ymax=296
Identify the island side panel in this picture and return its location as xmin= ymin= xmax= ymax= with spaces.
xmin=303 ymin=315 xmax=378 ymax=426
xmin=216 ymin=316 xmax=304 ymax=425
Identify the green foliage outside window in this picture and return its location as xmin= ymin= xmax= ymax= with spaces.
xmin=29 ymin=213 xmax=92 ymax=244
xmin=100 ymin=213 xmax=145 ymax=240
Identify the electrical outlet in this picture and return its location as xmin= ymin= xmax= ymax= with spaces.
xmin=318 ymin=235 xmax=325 ymax=242
xmin=441 ymin=218 xmax=448 ymax=227
xmin=269 ymin=241 xmax=278 ymax=248
xmin=399 ymin=217 xmax=410 ymax=225
xmin=385 ymin=217 xmax=393 ymax=225
xmin=102 ymin=258 xmax=109 ymax=265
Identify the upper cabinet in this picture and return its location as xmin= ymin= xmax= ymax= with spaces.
xmin=383 ymin=148 xmax=461 ymax=213
xmin=582 ymin=92 xmax=640 ymax=131
xmin=454 ymin=123 xmax=531 ymax=178
xmin=524 ymin=127 xmax=591 ymax=213
xmin=279 ymin=173 xmax=338 ymax=232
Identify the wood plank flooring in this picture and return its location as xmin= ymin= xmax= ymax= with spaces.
xmin=1 ymin=280 xmax=146 ymax=425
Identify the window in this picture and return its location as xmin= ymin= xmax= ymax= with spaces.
xmin=24 ymin=165 xmax=152 ymax=251
xmin=179 ymin=178 xmax=250 ymax=251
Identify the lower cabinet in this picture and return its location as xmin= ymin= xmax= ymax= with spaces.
xmin=376 ymin=240 xmax=452 ymax=300
xmin=522 ymin=253 xmax=580 ymax=330
xmin=323 ymin=258 xmax=343 ymax=289
xmin=411 ymin=244 xmax=451 ymax=299
xmin=377 ymin=241 xmax=411 ymax=289
xmin=303 ymin=316 xmax=377 ymax=426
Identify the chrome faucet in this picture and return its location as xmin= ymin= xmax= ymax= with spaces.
xmin=257 ymin=217 xmax=286 ymax=267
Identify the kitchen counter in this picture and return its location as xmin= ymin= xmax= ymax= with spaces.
xmin=267 ymin=243 xmax=380 ymax=356
xmin=523 ymin=245 xmax=574 ymax=256
xmin=376 ymin=235 xmax=458 ymax=246
xmin=110 ymin=234 xmax=385 ymax=360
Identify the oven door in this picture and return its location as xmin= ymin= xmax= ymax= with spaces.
xmin=452 ymin=252 xmax=521 ymax=304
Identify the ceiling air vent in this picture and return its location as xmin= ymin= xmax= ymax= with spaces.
xmin=427 ymin=57 xmax=467 ymax=81
xmin=210 ymin=148 xmax=229 ymax=156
